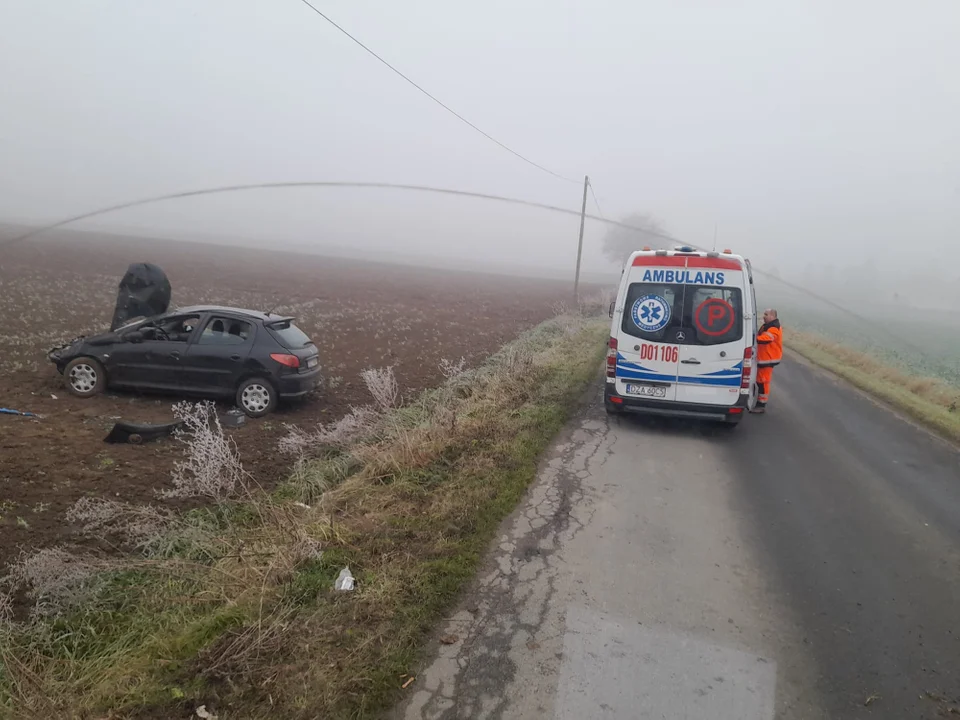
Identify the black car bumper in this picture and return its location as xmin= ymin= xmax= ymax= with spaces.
xmin=48 ymin=342 xmax=81 ymax=372
xmin=276 ymin=367 xmax=322 ymax=398
xmin=604 ymin=383 xmax=747 ymax=422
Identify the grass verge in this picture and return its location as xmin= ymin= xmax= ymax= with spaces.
xmin=789 ymin=330 xmax=960 ymax=443
xmin=0 ymin=314 xmax=608 ymax=719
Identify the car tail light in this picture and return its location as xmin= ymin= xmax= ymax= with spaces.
xmin=728 ymin=407 xmax=744 ymax=414
xmin=606 ymin=337 xmax=618 ymax=378
xmin=740 ymin=347 xmax=753 ymax=389
xmin=270 ymin=353 xmax=300 ymax=369
xmin=610 ymin=395 xmax=623 ymax=405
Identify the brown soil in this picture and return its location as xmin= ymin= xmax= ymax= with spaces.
xmin=0 ymin=234 xmax=597 ymax=571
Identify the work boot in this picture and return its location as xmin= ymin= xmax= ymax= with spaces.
xmin=750 ymin=405 xmax=767 ymax=414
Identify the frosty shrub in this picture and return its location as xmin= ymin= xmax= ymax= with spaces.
xmin=1 ymin=547 xmax=111 ymax=617
xmin=361 ymin=366 xmax=399 ymax=410
xmin=578 ymin=290 xmax=613 ymax=318
xmin=0 ymin=591 xmax=12 ymax=623
xmin=66 ymin=497 xmax=173 ymax=553
xmin=439 ymin=357 xmax=467 ymax=380
xmin=290 ymin=534 xmax=324 ymax=566
xmin=161 ymin=401 xmax=246 ymax=501
xmin=278 ymin=406 xmax=379 ymax=455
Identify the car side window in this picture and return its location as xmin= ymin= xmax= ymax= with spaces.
xmin=142 ymin=315 xmax=200 ymax=342
xmin=165 ymin=315 xmax=201 ymax=342
xmin=198 ymin=317 xmax=253 ymax=346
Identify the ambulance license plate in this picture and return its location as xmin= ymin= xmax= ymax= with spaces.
xmin=625 ymin=383 xmax=666 ymax=398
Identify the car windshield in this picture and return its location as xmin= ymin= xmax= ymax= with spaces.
xmin=268 ymin=321 xmax=313 ymax=349
xmin=622 ymin=283 xmax=743 ymax=346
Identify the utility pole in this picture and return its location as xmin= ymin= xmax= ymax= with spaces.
xmin=574 ymin=174 xmax=589 ymax=302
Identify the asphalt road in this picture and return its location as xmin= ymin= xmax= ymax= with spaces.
xmin=392 ymin=355 xmax=960 ymax=720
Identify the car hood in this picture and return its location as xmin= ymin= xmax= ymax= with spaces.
xmin=111 ymin=263 xmax=171 ymax=330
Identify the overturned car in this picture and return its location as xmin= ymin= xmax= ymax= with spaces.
xmin=48 ymin=263 xmax=321 ymax=417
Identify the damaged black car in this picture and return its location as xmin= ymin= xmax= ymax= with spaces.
xmin=48 ymin=263 xmax=321 ymax=417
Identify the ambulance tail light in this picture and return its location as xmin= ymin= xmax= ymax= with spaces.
xmin=740 ymin=347 xmax=753 ymax=389
xmin=607 ymin=337 xmax=618 ymax=378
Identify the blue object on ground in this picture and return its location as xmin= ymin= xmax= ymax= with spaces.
xmin=0 ymin=407 xmax=40 ymax=418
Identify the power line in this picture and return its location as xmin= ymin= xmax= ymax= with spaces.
xmin=0 ymin=181 xmax=676 ymax=249
xmin=4 ymin=178 xmax=944 ymax=375
xmin=295 ymin=0 xmax=580 ymax=185
xmin=587 ymin=178 xmax=605 ymax=218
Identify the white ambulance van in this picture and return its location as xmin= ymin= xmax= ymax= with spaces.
xmin=604 ymin=246 xmax=759 ymax=426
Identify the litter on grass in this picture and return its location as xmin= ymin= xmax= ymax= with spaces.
xmin=334 ymin=567 xmax=355 ymax=591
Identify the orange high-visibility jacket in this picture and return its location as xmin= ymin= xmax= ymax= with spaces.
xmin=757 ymin=319 xmax=783 ymax=368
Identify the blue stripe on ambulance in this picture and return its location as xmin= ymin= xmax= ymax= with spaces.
xmin=616 ymin=355 xmax=743 ymax=387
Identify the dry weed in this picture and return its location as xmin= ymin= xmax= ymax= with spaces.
xmin=1 ymin=547 xmax=114 ymax=618
xmin=0 ymin=591 xmax=12 ymax=623
xmin=438 ymin=356 xmax=467 ymax=379
xmin=162 ymin=401 xmax=247 ymax=501
xmin=278 ymin=406 xmax=379 ymax=456
xmin=361 ymin=366 xmax=400 ymax=410
xmin=66 ymin=497 xmax=174 ymax=553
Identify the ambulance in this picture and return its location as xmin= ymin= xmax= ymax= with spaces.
xmin=604 ymin=246 xmax=759 ymax=426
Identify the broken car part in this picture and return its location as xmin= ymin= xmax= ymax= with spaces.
xmin=104 ymin=420 xmax=184 ymax=444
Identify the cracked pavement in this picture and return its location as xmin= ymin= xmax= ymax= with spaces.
xmin=392 ymin=358 xmax=960 ymax=719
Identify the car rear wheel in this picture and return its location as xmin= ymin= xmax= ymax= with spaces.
xmin=236 ymin=377 xmax=277 ymax=418
xmin=64 ymin=357 xmax=106 ymax=398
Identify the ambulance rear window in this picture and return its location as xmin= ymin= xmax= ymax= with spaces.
xmin=622 ymin=283 xmax=743 ymax=346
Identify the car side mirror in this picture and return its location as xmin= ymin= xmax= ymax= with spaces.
xmin=125 ymin=330 xmax=145 ymax=343
xmin=608 ymin=301 xmax=615 ymax=318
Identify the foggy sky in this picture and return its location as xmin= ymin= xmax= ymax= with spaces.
xmin=1 ymin=0 xmax=958 ymax=277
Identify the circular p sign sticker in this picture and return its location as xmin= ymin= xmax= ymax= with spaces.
xmin=631 ymin=294 xmax=671 ymax=333
xmin=694 ymin=298 xmax=735 ymax=337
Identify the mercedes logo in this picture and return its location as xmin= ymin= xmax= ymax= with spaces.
xmin=676 ymin=331 xmax=686 ymax=341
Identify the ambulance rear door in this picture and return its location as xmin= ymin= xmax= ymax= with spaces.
xmin=614 ymin=261 xmax=682 ymax=402
xmin=672 ymin=259 xmax=748 ymax=407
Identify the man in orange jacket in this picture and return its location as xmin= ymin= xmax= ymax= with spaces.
xmin=752 ymin=308 xmax=783 ymax=413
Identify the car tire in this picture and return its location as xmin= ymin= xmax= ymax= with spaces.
xmin=236 ymin=377 xmax=277 ymax=418
xmin=64 ymin=357 xmax=106 ymax=398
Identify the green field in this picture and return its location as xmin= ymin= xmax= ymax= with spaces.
xmin=759 ymin=281 xmax=960 ymax=389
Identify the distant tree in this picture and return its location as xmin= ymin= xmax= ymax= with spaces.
xmin=600 ymin=213 xmax=670 ymax=265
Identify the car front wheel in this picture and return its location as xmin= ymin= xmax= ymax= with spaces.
xmin=64 ymin=357 xmax=106 ymax=398
xmin=236 ymin=377 xmax=277 ymax=417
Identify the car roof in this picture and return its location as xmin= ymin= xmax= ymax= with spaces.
xmin=168 ymin=306 xmax=293 ymax=323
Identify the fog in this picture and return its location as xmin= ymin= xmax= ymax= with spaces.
xmin=1 ymin=1 xmax=958 ymax=286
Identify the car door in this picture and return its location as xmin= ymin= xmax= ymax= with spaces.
xmin=106 ymin=314 xmax=200 ymax=389
xmin=181 ymin=315 xmax=255 ymax=395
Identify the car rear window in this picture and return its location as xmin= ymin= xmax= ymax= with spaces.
xmin=267 ymin=321 xmax=313 ymax=349
xmin=622 ymin=283 xmax=743 ymax=346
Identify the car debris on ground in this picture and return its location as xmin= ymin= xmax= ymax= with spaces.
xmin=104 ymin=419 xmax=184 ymax=444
